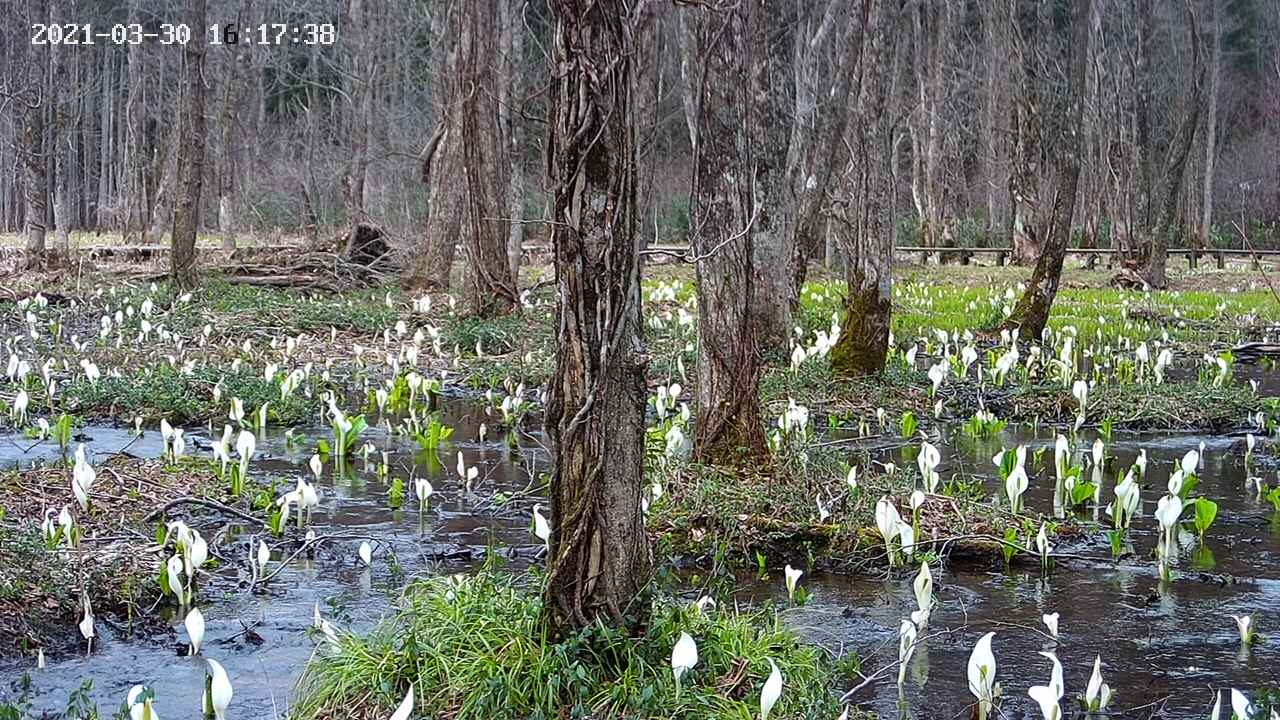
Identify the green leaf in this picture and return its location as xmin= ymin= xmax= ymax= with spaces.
xmin=1193 ymin=497 xmax=1218 ymax=537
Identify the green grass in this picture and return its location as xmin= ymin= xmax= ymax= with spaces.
xmin=62 ymin=362 xmax=317 ymax=425
xmin=792 ymin=273 xmax=1280 ymax=349
xmin=293 ymin=569 xmax=850 ymax=720
xmin=185 ymin=277 xmax=400 ymax=335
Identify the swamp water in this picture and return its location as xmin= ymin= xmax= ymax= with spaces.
xmin=2 ymin=398 xmax=1278 ymax=718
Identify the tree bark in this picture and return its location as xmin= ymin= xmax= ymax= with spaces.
xmin=543 ymin=0 xmax=652 ymax=638
xmin=460 ymin=0 xmax=518 ymax=316
xmin=745 ymin=2 xmax=794 ymax=355
xmin=1141 ymin=0 xmax=1204 ymax=289
xmin=405 ymin=8 xmax=465 ymax=293
xmin=19 ymin=0 xmax=49 ymax=269
xmin=50 ymin=1 xmax=70 ymax=252
xmin=500 ymin=0 xmax=525 ymax=284
xmin=1198 ymin=0 xmax=1221 ymax=253
xmin=1001 ymin=0 xmax=1093 ymax=339
xmin=682 ymin=2 xmax=768 ymax=465
xmin=830 ymin=0 xmax=893 ymax=378
xmin=170 ymin=0 xmax=207 ymax=291
xmin=782 ymin=2 xmax=867 ymax=336
xmin=908 ymin=0 xmax=949 ymax=259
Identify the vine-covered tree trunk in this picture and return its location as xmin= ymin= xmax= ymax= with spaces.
xmin=830 ymin=0 xmax=893 ymax=378
xmin=682 ymin=3 xmax=769 ymax=464
xmin=543 ymin=0 xmax=651 ymax=638
xmin=170 ymin=0 xmax=207 ymax=291
xmin=460 ymin=0 xmax=517 ymax=316
xmin=1001 ymin=0 xmax=1092 ymax=339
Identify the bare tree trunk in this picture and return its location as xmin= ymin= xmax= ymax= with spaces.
xmin=405 ymin=9 xmax=464 ymax=293
xmin=342 ymin=0 xmax=372 ymax=235
xmin=500 ymin=0 xmax=525 ymax=283
xmin=1002 ymin=0 xmax=1093 ymax=339
xmin=783 ymin=2 xmax=867 ymax=327
xmin=543 ymin=0 xmax=652 ymax=638
xmin=96 ymin=50 xmax=114 ymax=231
xmin=460 ymin=0 xmax=518 ymax=316
xmin=1198 ymin=0 xmax=1221 ymax=254
xmin=1142 ymin=2 xmax=1205 ymax=289
xmin=19 ymin=1 xmax=48 ymax=269
xmin=218 ymin=42 xmax=244 ymax=251
xmin=745 ymin=2 xmax=794 ymax=354
xmin=908 ymin=0 xmax=949 ymax=260
xmin=682 ymin=2 xmax=768 ymax=464
xmin=50 ymin=3 xmax=70 ymax=252
xmin=170 ymin=0 xmax=207 ymax=291
xmin=831 ymin=0 xmax=893 ymax=378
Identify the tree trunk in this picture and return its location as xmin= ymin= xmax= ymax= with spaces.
xmin=96 ymin=50 xmax=114 ymax=231
xmin=1001 ymin=0 xmax=1092 ymax=339
xmin=542 ymin=0 xmax=652 ymax=638
xmin=908 ymin=0 xmax=949 ymax=259
xmin=831 ymin=0 xmax=894 ymax=378
xmin=342 ymin=0 xmax=372 ymax=240
xmin=218 ymin=46 xmax=243 ymax=251
xmin=500 ymin=0 xmax=525 ymax=284
xmin=783 ymin=2 xmax=868 ymax=331
xmin=746 ymin=2 xmax=794 ymax=355
xmin=682 ymin=3 xmax=768 ymax=465
xmin=50 ymin=4 xmax=70 ymax=252
xmin=460 ymin=0 xmax=518 ymax=316
xmin=170 ymin=0 xmax=207 ymax=291
xmin=1141 ymin=1 xmax=1205 ymax=289
xmin=19 ymin=6 xmax=48 ymax=269
xmin=405 ymin=10 xmax=464 ymax=293
xmin=1198 ymin=0 xmax=1220 ymax=253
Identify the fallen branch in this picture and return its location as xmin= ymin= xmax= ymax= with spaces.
xmin=142 ymin=496 xmax=261 ymax=526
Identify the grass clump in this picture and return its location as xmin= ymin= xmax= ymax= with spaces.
xmin=191 ymin=277 xmax=399 ymax=334
xmin=63 ymin=363 xmax=316 ymax=425
xmin=1003 ymin=379 xmax=1258 ymax=432
xmin=293 ymin=569 xmax=847 ymax=720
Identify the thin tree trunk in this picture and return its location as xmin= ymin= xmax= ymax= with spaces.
xmin=543 ymin=0 xmax=652 ymax=638
xmin=783 ymin=2 xmax=867 ymax=329
xmin=96 ymin=51 xmax=113 ymax=231
xmin=50 ymin=2 xmax=70 ymax=252
xmin=342 ymin=0 xmax=372 ymax=238
xmin=1002 ymin=0 xmax=1093 ymax=339
xmin=1142 ymin=1 xmax=1205 ymax=289
xmin=218 ymin=43 xmax=243 ymax=251
xmin=682 ymin=3 xmax=768 ymax=464
xmin=460 ymin=0 xmax=518 ymax=316
xmin=500 ymin=0 xmax=525 ymax=284
xmin=170 ymin=0 xmax=207 ymax=290
xmin=1198 ymin=0 xmax=1220 ymax=253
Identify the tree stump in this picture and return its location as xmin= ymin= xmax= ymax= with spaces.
xmin=343 ymin=223 xmax=390 ymax=266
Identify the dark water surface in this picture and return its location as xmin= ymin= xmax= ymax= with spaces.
xmin=2 ymin=394 xmax=1278 ymax=718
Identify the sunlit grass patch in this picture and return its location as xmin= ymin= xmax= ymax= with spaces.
xmin=293 ymin=569 xmax=851 ymax=720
